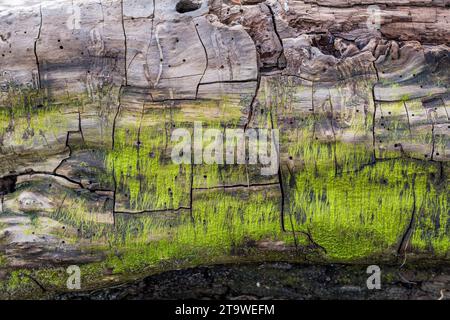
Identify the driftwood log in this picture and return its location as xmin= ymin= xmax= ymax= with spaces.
xmin=0 ymin=0 xmax=448 ymax=298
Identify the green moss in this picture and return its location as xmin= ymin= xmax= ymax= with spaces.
xmin=106 ymin=99 xmax=246 ymax=211
xmin=1 ymin=86 xmax=448 ymax=296
xmin=6 ymin=270 xmax=31 ymax=291
xmin=411 ymin=174 xmax=449 ymax=255
xmin=106 ymin=114 xmax=191 ymax=211
xmin=283 ymin=135 xmax=447 ymax=260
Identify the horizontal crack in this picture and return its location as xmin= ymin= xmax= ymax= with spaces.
xmin=193 ymin=182 xmax=279 ymax=191
xmin=114 ymin=206 xmax=191 ymax=215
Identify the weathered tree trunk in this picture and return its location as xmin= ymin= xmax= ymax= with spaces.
xmin=0 ymin=0 xmax=448 ymax=298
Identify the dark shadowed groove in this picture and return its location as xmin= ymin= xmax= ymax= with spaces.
xmin=111 ymin=85 xmax=125 ymax=225
xmin=397 ymin=173 xmax=417 ymax=266
xmin=111 ymin=85 xmax=124 ymax=151
xmin=403 ymin=101 xmax=412 ymax=136
xmin=193 ymin=182 xmax=279 ymax=191
xmin=199 ymin=79 xmax=258 ymax=85
xmin=371 ymin=62 xmax=380 ymax=162
xmin=77 ymin=110 xmax=85 ymax=143
xmin=17 ymin=170 xmax=82 ymax=189
xmin=120 ymin=0 xmax=128 ymax=86
xmin=430 ymin=122 xmax=436 ymax=161
xmin=115 ymin=206 xmax=191 ymax=216
xmin=277 ymin=167 xmax=286 ymax=232
xmin=22 ymin=274 xmax=47 ymax=292
xmin=33 ymin=5 xmax=43 ymax=89
xmin=371 ymin=83 xmax=378 ymax=162
xmin=328 ymin=94 xmax=339 ymax=176
xmin=244 ymin=73 xmax=261 ymax=131
xmin=265 ymin=2 xmax=285 ymax=69
xmin=52 ymin=131 xmax=74 ymax=174
xmin=193 ymin=20 xmax=209 ymax=99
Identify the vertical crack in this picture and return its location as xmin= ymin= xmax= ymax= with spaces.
xmin=371 ymin=82 xmax=378 ymax=162
xmin=77 ymin=108 xmax=85 ymax=143
xmin=110 ymin=85 xmax=124 ymax=225
xmin=371 ymin=61 xmax=380 ymax=162
xmin=264 ymin=3 xmax=285 ymax=69
xmin=149 ymin=0 xmax=156 ymax=59
xmin=53 ymin=110 xmax=83 ymax=175
xmin=33 ymin=5 xmax=43 ymax=89
xmin=154 ymin=24 xmax=164 ymax=88
xmin=430 ymin=122 xmax=436 ymax=161
xmin=403 ymin=101 xmax=412 ymax=137
xmin=328 ymin=94 xmax=339 ymax=176
xmin=398 ymin=173 xmax=417 ymax=267
xmin=278 ymin=163 xmax=286 ymax=233
xmin=244 ymin=73 xmax=261 ymax=131
xmin=120 ymin=0 xmax=128 ymax=86
xmin=193 ymin=21 xmax=209 ymax=99
xmin=111 ymin=86 xmax=124 ymax=151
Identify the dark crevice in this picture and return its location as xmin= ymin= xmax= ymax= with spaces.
xmin=277 ymin=166 xmax=286 ymax=232
xmin=264 ymin=3 xmax=286 ymax=70
xmin=327 ymin=94 xmax=339 ymax=176
xmin=52 ymin=131 xmax=75 ymax=174
xmin=22 ymin=274 xmax=47 ymax=292
xmin=372 ymin=61 xmax=380 ymax=163
xmin=403 ymin=101 xmax=412 ymax=136
xmin=397 ymin=173 xmax=417 ymax=266
xmin=193 ymin=182 xmax=278 ymax=191
xmin=296 ymin=229 xmax=328 ymax=254
xmin=371 ymin=82 xmax=378 ymax=162
xmin=77 ymin=111 xmax=85 ymax=143
xmin=311 ymin=33 xmax=341 ymax=58
xmin=0 ymin=175 xmax=17 ymax=196
xmin=176 ymin=0 xmax=202 ymax=14
xmin=33 ymin=5 xmax=43 ymax=89
xmin=199 ymin=79 xmax=258 ymax=85
xmin=244 ymin=73 xmax=261 ymax=131
xmin=111 ymin=86 xmax=124 ymax=151
xmin=111 ymin=85 xmax=125 ymax=225
xmin=430 ymin=122 xmax=436 ymax=161
xmin=120 ymin=0 xmax=128 ymax=86
xmin=16 ymin=171 xmax=89 ymax=191
xmin=115 ymin=206 xmax=191 ymax=216
xmin=53 ymin=110 xmax=85 ymax=175
xmin=193 ymin=20 xmax=209 ymax=100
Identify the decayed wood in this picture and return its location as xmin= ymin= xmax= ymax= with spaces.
xmin=0 ymin=0 xmax=448 ymax=273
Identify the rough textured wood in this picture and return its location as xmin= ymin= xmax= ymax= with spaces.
xmin=0 ymin=0 xmax=449 ymax=298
